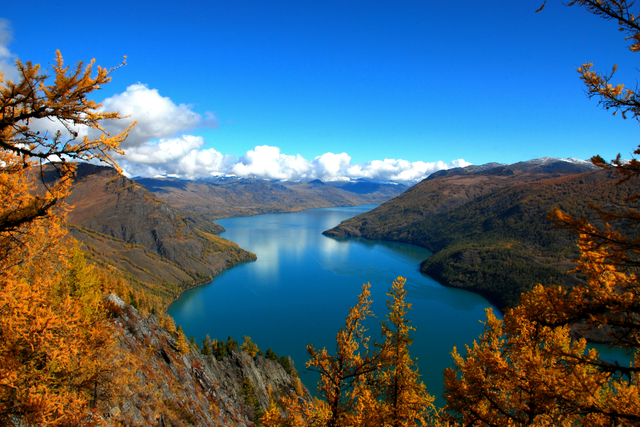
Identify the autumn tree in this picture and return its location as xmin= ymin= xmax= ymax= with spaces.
xmin=262 ymin=283 xmax=381 ymax=427
xmin=175 ymin=326 xmax=191 ymax=355
xmin=0 ymin=52 xmax=133 ymax=425
xmin=443 ymin=1 xmax=640 ymax=425
xmin=264 ymin=278 xmax=437 ymax=427
xmin=377 ymin=277 xmax=437 ymax=427
xmin=443 ymin=305 xmax=617 ymax=426
xmin=305 ymin=283 xmax=382 ymax=427
xmin=202 ymin=334 xmax=213 ymax=356
xmin=242 ymin=335 xmax=260 ymax=358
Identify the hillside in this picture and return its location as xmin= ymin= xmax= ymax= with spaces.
xmin=324 ymin=159 xmax=639 ymax=312
xmin=324 ymin=158 xmax=597 ymax=244
xmin=135 ymin=176 xmax=407 ymax=221
xmin=102 ymin=294 xmax=308 ymax=426
xmin=45 ymin=164 xmax=257 ymax=311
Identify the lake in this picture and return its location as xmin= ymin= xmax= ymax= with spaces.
xmin=168 ymin=205 xmax=495 ymax=403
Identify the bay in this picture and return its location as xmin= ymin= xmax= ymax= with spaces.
xmin=168 ymin=205 xmax=494 ymax=404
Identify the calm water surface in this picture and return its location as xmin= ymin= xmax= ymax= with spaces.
xmin=168 ymin=205 xmax=494 ymax=403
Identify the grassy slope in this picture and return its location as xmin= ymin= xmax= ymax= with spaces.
xmin=58 ymin=164 xmax=256 ymax=311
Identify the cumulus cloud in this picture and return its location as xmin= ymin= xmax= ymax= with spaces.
xmin=346 ymin=158 xmax=471 ymax=182
xmin=119 ymin=141 xmax=470 ymax=183
xmin=116 ymin=135 xmax=236 ymax=179
xmin=97 ymin=83 xmax=217 ymax=148
xmin=0 ymin=19 xmax=19 ymax=83
xmin=232 ymin=146 xmax=310 ymax=180
xmin=19 ymin=82 xmax=470 ymax=183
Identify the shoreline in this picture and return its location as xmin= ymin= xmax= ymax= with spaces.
xmin=165 ymin=256 xmax=257 ymax=313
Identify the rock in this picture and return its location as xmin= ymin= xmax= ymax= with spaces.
xmin=108 ymin=299 xmax=310 ymax=426
xmin=105 ymin=293 xmax=125 ymax=309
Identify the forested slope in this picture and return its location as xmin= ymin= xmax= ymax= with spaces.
xmin=324 ymin=160 xmax=638 ymax=310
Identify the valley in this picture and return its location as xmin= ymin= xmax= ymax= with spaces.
xmin=134 ymin=175 xmax=406 ymax=221
xmin=27 ymin=157 xmax=640 ymax=423
xmin=52 ymin=164 xmax=406 ymax=312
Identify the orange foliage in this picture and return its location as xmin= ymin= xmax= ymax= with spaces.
xmin=0 ymin=52 xmax=133 ymax=425
xmin=264 ymin=278 xmax=438 ymax=427
xmin=241 ymin=335 xmax=260 ymax=358
xmin=443 ymin=2 xmax=640 ymax=424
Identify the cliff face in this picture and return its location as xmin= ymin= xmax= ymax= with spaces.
xmin=105 ymin=295 xmax=309 ymax=426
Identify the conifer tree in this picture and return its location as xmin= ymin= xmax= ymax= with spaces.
xmin=202 ymin=334 xmax=212 ymax=356
xmin=0 ymin=51 xmax=133 ymax=425
xmin=305 ymin=283 xmax=381 ymax=427
xmin=227 ymin=335 xmax=239 ymax=353
xmin=242 ymin=335 xmax=260 ymax=358
xmin=378 ymin=277 xmax=436 ymax=427
xmin=175 ymin=326 xmax=191 ymax=355
xmin=443 ymin=2 xmax=640 ymax=424
xmin=264 ymin=279 xmax=437 ymax=427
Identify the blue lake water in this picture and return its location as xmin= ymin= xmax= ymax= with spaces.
xmin=168 ymin=205 xmax=494 ymax=404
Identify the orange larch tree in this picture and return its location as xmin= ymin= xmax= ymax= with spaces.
xmin=443 ymin=1 xmax=640 ymax=425
xmin=0 ymin=51 xmax=133 ymax=425
xmin=263 ymin=278 xmax=438 ymax=427
xmin=377 ymin=277 xmax=437 ymax=427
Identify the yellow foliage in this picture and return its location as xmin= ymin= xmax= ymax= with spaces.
xmin=163 ymin=314 xmax=177 ymax=334
xmin=242 ymin=335 xmax=260 ymax=358
xmin=0 ymin=51 xmax=133 ymax=425
xmin=265 ymin=278 xmax=438 ymax=427
xmin=377 ymin=277 xmax=437 ymax=426
xmin=175 ymin=328 xmax=191 ymax=356
xmin=0 ymin=245 xmax=125 ymax=425
xmin=442 ymin=3 xmax=640 ymax=424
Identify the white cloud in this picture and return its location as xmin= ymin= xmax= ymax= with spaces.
xmin=116 ymin=135 xmax=236 ymax=179
xmin=120 ymin=141 xmax=469 ymax=183
xmin=231 ymin=145 xmax=311 ymax=180
xmin=18 ymin=82 xmax=471 ymax=183
xmin=312 ymin=152 xmax=352 ymax=178
xmin=91 ymin=86 xmax=470 ymax=182
xmin=346 ymin=158 xmax=472 ymax=182
xmin=97 ymin=83 xmax=217 ymax=148
xmin=0 ymin=19 xmax=19 ymax=83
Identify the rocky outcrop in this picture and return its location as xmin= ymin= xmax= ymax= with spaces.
xmin=105 ymin=295 xmax=309 ymax=426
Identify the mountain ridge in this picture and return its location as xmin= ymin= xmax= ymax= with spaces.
xmin=39 ymin=163 xmax=257 ymax=312
xmin=135 ymin=175 xmax=407 ymax=222
xmin=323 ymin=158 xmax=631 ymax=315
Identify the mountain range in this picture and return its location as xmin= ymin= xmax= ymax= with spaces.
xmin=134 ymin=175 xmax=406 ymax=222
xmin=55 ymin=158 xmax=636 ymax=335
xmin=49 ymin=164 xmax=405 ymax=311
xmin=324 ymin=158 xmax=638 ymax=326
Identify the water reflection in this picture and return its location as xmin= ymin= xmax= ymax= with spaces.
xmin=169 ymin=205 xmax=492 ymax=405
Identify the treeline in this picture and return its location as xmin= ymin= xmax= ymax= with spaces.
xmin=190 ymin=334 xmax=297 ymax=375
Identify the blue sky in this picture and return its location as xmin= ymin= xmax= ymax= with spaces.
xmin=1 ymin=1 xmax=637 ymax=181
